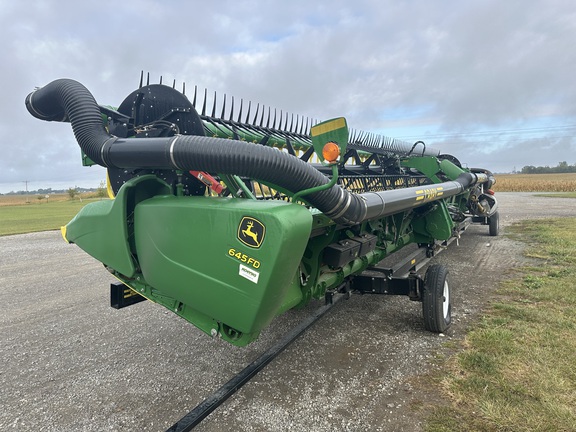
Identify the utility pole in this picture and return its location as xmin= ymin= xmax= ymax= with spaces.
xmin=23 ymin=180 xmax=30 ymax=203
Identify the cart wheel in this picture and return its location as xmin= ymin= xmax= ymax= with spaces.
xmin=488 ymin=211 xmax=499 ymax=237
xmin=422 ymin=264 xmax=451 ymax=333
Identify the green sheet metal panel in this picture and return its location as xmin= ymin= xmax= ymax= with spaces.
xmin=133 ymin=196 xmax=312 ymax=336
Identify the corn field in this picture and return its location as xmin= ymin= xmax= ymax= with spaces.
xmin=492 ymin=173 xmax=576 ymax=192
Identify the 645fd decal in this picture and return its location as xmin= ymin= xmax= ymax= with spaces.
xmin=237 ymin=217 xmax=265 ymax=248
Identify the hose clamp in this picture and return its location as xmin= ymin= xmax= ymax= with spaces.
xmin=169 ymin=135 xmax=182 ymax=170
xmin=100 ymin=136 xmax=117 ymax=167
xmin=327 ymin=188 xmax=353 ymax=221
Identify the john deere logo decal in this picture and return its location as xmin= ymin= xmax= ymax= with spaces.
xmin=238 ymin=217 xmax=265 ymax=248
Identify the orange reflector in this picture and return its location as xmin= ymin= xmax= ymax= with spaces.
xmin=322 ymin=141 xmax=340 ymax=163
xmin=487 ymin=189 xmax=495 ymax=195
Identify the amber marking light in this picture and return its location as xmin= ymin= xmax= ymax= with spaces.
xmin=322 ymin=141 xmax=340 ymax=163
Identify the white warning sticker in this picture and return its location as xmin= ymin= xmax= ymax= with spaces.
xmin=239 ymin=264 xmax=260 ymax=284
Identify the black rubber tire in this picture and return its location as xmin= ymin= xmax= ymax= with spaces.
xmin=422 ymin=265 xmax=451 ymax=333
xmin=488 ymin=211 xmax=499 ymax=237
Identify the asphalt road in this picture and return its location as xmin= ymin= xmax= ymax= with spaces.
xmin=0 ymin=192 xmax=573 ymax=431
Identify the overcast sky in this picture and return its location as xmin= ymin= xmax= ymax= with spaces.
xmin=1 ymin=0 xmax=575 ymax=193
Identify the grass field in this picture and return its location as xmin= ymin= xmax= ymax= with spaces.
xmin=493 ymin=173 xmax=576 ymax=192
xmin=0 ymin=193 xmax=70 ymax=206
xmin=1 ymin=173 xmax=574 ymax=236
xmin=426 ymin=218 xmax=576 ymax=431
xmin=0 ymin=195 xmax=106 ymax=236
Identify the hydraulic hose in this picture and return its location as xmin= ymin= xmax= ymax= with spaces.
xmin=25 ymin=79 xmax=488 ymax=225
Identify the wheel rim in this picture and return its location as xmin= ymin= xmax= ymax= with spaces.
xmin=442 ymin=280 xmax=450 ymax=318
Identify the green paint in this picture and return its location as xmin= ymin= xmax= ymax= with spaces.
xmin=310 ymin=117 xmax=349 ymax=163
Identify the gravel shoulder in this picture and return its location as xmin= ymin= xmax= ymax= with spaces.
xmin=0 ymin=192 xmax=573 ymax=431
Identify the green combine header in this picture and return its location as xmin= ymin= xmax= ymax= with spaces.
xmin=26 ymin=75 xmax=498 ymax=346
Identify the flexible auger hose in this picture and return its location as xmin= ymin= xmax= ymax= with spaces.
xmin=25 ymin=79 xmax=488 ymax=224
xmin=25 ymin=79 xmax=367 ymax=224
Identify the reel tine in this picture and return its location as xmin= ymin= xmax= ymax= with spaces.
xmin=201 ymin=88 xmax=207 ymax=116
xmin=369 ymin=133 xmax=376 ymax=146
xmin=192 ymin=85 xmax=197 ymax=108
xmin=365 ymin=132 xmax=372 ymax=146
xmin=367 ymin=132 xmax=373 ymax=146
xmin=220 ymin=94 xmax=227 ymax=119
xmin=349 ymin=128 xmax=357 ymax=143
xmin=383 ymin=135 xmax=391 ymax=148
xmin=265 ymin=106 xmax=271 ymax=128
xmin=237 ymin=99 xmax=243 ymax=123
xmin=390 ymin=137 xmax=397 ymax=152
xmin=259 ymin=105 xmax=266 ymax=127
xmin=139 ymin=70 xmax=143 ymax=88
xmin=245 ymin=101 xmax=252 ymax=124
xmin=252 ymin=103 xmax=260 ymax=125
xmin=229 ymin=96 xmax=234 ymax=122
xmin=210 ymin=91 xmax=217 ymax=118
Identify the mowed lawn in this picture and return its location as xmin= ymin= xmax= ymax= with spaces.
xmin=0 ymin=197 xmax=105 ymax=236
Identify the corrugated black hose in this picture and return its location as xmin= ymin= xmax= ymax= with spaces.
xmin=25 ymin=79 xmax=366 ymax=224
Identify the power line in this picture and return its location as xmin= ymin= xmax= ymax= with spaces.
xmin=395 ymin=125 xmax=576 ymax=140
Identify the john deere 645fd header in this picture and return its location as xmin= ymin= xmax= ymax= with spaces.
xmin=26 ymin=75 xmax=498 ymax=346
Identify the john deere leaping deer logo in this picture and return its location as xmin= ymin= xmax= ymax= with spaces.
xmin=238 ymin=217 xmax=265 ymax=248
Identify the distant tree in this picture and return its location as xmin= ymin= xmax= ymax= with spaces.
xmin=558 ymin=161 xmax=570 ymax=173
xmin=67 ymin=187 xmax=79 ymax=200
xmin=521 ymin=162 xmax=576 ymax=174
xmin=96 ymin=180 xmax=107 ymax=198
xmin=521 ymin=165 xmax=536 ymax=174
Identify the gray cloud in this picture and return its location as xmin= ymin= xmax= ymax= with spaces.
xmin=1 ymin=0 xmax=575 ymax=192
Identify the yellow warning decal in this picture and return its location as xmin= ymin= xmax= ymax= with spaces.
xmin=415 ymin=186 xmax=445 ymax=202
xmin=60 ymin=225 xmax=69 ymax=243
xmin=311 ymin=117 xmax=346 ymax=136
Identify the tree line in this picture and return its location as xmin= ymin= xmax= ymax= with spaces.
xmin=1 ymin=186 xmax=96 ymax=196
xmin=2 ymin=181 xmax=107 ymax=197
xmin=520 ymin=161 xmax=576 ymax=174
